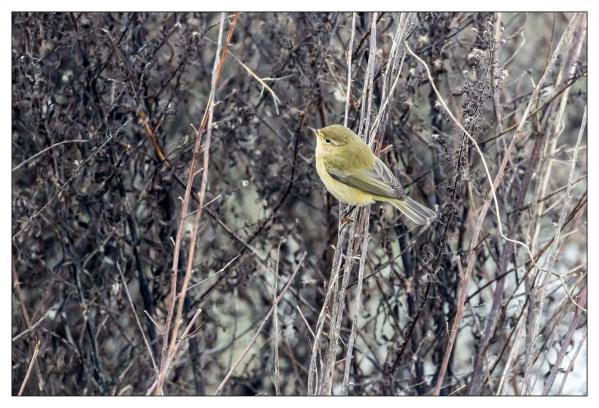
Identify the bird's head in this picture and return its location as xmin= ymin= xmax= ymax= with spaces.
xmin=310 ymin=125 xmax=356 ymax=154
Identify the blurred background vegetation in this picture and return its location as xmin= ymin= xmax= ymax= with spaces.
xmin=12 ymin=12 xmax=586 ymax=395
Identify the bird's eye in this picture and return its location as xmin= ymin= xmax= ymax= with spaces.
xmin=324 ymin=138 xmax=332 ymax=144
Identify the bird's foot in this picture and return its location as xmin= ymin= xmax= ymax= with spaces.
xmin=340 ymin=205 xmax=357 ymax=227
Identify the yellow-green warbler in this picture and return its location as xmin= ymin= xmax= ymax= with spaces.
xmin=312 ymin=124 xmax=436 ymax=225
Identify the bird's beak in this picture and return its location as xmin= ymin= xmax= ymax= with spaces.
xmin=308 ymin=127 xmax=318 ymax=138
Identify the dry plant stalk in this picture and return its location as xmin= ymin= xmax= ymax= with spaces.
xmin=18 ymin=338 xmax=41 ymax=396
xmin=522 ymin=14 xmax=587 ymax=394
xmin=154 ymin=12 xmax=239 ymax=394
xmin=308 ymin=12 xmax=413 ymax=395
xmin=215 ymin=253 xmax=306 ymax=394
xmin=411 ymin=13 xmax=583 ymax=394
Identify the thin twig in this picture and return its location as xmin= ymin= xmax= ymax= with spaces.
xmin=522 ymin=15 xmax=585 ymax=393
xmin=116 ymin=262 xmax=158 ymax=376
xmin=272 ymin=240 xmax=284 ymax=395
xmin=18 ymin=338 xmax=41 ymax=396
xmin=496 ymin=312 xmax=525 ymax=395
xmin=12 ymin=140 xmax=89 ymax=172
xmin=214 ymin=253 xmax=306 ymax=395
xmin=146 ymin=307 xmax=203 ymax=396
xmin=369 ymin=13 xmax=409 ymax=141
xmin=13 ymin=120 xmax=129 ymax=239
xmin=542 ymin=287 xmax=587 ymax=394
xmin=344 ymin=13 xmax=356 ymax=128
xmin=12 ymin=308 xmax=50 ymax=342
xmin=556 ymin=331 xmax=587 ymax=395
xmin=406 ymin=41 xmax=548 ymax=273
xmin=155 ymin=12 xmax=238 ymax=395
xmin=407 ymin=14 xmax=578 ymax=394
xmin=228 ymin=51 xmax=281 ymax=115
xmin=342 ymin=232 xmax=369 ymax=394
xmin=548 ymin=105 xmax=587 ymax=312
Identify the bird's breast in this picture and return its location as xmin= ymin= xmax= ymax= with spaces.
xmin=315 ymin=156 xmax=374 ymax=206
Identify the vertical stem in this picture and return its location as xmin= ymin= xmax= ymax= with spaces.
xmin=273 ymin=241 xmax=282 ymax=395
xmin=155 ymin=12 xmax=239 ymax=395
xmin=344 ymin=13 xmax=356 ymax=128
xmin=342 ymin=215 xmax=370 ymax=394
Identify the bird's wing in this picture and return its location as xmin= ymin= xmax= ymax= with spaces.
xmin=325 ymin=156 xmax=407 ymax=200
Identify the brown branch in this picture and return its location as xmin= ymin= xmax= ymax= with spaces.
xmin=154 ymin=12 xmax=239 ymax=395
xmin=18 ymin=338 xmax=41 ymax=396
xmin=138 ymin=109 xmax=170 ymax=166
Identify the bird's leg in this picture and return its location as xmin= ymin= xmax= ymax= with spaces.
xmin=340 ymin=205 xmax=357 ymax=228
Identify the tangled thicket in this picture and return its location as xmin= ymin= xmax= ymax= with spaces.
xmin=12 ymin=12 xmax=587 ymax=396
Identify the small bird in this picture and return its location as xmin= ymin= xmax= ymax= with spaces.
xmin=312 ymin=124 xmax=436 ymax=225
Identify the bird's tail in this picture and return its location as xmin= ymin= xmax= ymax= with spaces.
xmin=389 ymin=197 xmax=437 ymax=225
